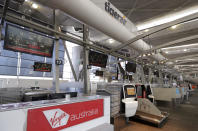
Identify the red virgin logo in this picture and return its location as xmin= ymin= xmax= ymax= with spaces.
xmin=50 ymin=111 xmax=67 ymax=127
xmin=43 ymin=109 xmax=70 ymax=128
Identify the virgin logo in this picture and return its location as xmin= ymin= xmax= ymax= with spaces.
xmin=50 ymin=111 xmax=66 ymax=127
xmin=43 ymin=109 xmax=70 ymax=128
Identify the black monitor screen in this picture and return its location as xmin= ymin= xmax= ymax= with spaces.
xmin=126 ymin=62 xmax=136 ymax=73
xmin=4 ymin=24 xmax=54 ymax=57
xmin=34 ymin=62 xmax=52 ymax=72
xmin=89 ymin=50 xmax=108 ymax=68
xmin=143 ymin=66 xmax=149 ymax=75
xmin=123 ymin=85 xmax=136 ymax=98
xmin=95 ymin=70 xmax=103 ymax=76
xmin=154 ymin=70 xmax=159 ymax=77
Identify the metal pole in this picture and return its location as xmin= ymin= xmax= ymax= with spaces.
xmin=52 ymin=9 xmax=60 ymax=93
xmin=83 ymin=25 xmax=90 ymax=95
xmin=63 ymin=42 xmax=78 ymax=81
xmin=0 ymin=0 xmax=10 ymax=40
xmin=53 ymin=39 xmax=60 ymax=93
xmin=1 ymin=0 xmax=10 ymax=26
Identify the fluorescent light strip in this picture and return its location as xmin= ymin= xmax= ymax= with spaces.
xmin=137 ymin=5 xmax=198 ymax=30
xmin=161 ymin=43 xmax=198 ymax=50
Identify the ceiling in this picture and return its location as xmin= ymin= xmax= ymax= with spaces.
xmin=109 ymin=0 xmax=198 ymax=24
xmin=1 ymin=0 xmax=198 ymax=79
xmin=109 ymin=0 xmax=198 ymax=77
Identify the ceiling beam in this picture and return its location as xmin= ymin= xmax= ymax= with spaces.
xmin=175 ymin=60 xmax=198 ymax=65
xmin=126 ymin=0 xmax=138 ymax=18
xmin=167 ymin=54 xmax=198 ymax=62
xmin=184 ymin=71 xmax=198 ymax=74
xmin=145 ymin=34 xmax=198 ymax=53
xmin=107 ymin=12 xmax=198 ymax=54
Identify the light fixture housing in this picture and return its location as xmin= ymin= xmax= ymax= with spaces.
xmin=108 ymin=39 xmax=115 ymax=44
xmin=144 ymin=29 xmax=149 ymax=32
xmin=32 ymin=3 xmax=38 ymax=9
xmin=171 ymin=25 xmax=177 ymax=29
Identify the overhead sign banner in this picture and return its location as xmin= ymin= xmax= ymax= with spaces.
xmin=27 ymin=99 xmax=104 ymax=131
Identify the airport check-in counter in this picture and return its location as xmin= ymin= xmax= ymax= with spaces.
xmin=0 ymin=95 xmax=112 ymax=131
xmin=179 ymin=87 xmax=188 ymax=102
xmin=152 ymin=88 xmax=181 ymax=102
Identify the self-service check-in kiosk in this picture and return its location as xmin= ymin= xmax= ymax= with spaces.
xmin=121 ymin=84 xmax=138 ymax=123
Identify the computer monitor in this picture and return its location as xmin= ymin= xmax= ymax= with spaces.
xmin=123 ymin=85 xmax=136 ymax=99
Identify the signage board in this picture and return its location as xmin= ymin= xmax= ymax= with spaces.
xmin=27 ymin=99 xmax=104 ymax=131
xmin=4 ymin=24 xmax=54 ymax=57
xmin=33 ymin=62 xmax=52 ymax=72
xmin=89 ymin=50 xmax=108 ymax=68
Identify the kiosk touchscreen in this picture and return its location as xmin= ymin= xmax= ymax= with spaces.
xmin=123 ymin=85 xmax=136 ymax=99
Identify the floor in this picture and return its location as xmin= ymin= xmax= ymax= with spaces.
xmin=115 ymin=89 xmax=198 ymax=131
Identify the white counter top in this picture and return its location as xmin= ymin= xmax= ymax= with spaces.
xmin=0 ymin=95 xmax=108 ymax=112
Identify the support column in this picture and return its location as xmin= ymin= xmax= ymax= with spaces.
xmin=53 ymin=39 xmax=60 ymax=93
xmin=52 ymin=9 xmax=60 ymax=93
xmin=83 ymin=25 xmax=90 ymax=95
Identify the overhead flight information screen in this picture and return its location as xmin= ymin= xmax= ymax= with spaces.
xmin=89 ymin=50 xmax=108 ymax=68
xmin=33 ymin=62 xmax=52 ymax=72
xmin=4 ymin=24 xmax=54 ymax=57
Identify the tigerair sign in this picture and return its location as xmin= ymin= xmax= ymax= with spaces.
xmin=105 ymin=1 xmax=127 ymax=25
xmin=27 ymin=99 xmax=104 ymax=131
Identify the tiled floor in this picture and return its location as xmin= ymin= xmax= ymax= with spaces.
xmin=115 ymin=89 xmax=198 ymax=131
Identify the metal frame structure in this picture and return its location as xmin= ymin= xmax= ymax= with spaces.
xmin=108 ymin=13 xmax=198 ymax=54
xmin=1 ymin=2 xmax=197 ymax=90
xmin=147 ymin=34 xmax=198 ymax=53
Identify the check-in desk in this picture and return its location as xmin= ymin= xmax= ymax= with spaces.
xmin=152 ymin=88 xmax=182 ymax=107
xmin=152 ymin=88 xmax=181 ymax=101
xmin=0 ymin=95 xmax=111 ymax=131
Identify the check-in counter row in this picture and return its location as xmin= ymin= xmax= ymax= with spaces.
xmin=152 ymin=87 xmax=189 ymax=102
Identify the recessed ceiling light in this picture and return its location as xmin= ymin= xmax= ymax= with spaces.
xmin=165 ymin=51 xmax=169 ymax=54
xmin=183 ymin=49 xmax=187 ymax=51
xmin=108 ymin=39 xmax=115 ymax=44
xmin=144 ymin=29 xmax=149 ymax=32
xmin=143 ymin=54 xmax=146 ymax=57
xmin=32 ymin=3 xmax=38 ymax=9
xmin=171 ymin=25 xmax=177 ymax=29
